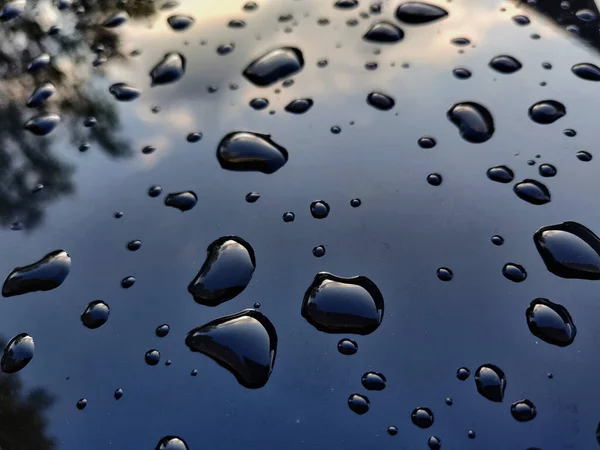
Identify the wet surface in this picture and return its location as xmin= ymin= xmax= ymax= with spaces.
xmin=1 ymin=0 xmax=600 ymax=449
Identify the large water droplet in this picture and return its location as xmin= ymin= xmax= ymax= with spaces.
xmin=145 ymin=349 xmax=161 ymax=366
xmin=81 ymin=300 xmax=110 ymax=329
xmin=513 ymin=179 xmax=551 ymax=205
xmin=188 ymin=236 xmax=256 ymax=306
xmin=3 ymin=250 xmax=70 ymax=297
xmin=302 ymin=273 xmax=384 ymax=335
xmin=156 ymin=436 xmax=189 ymax=450
xmin=310 ymin=200 xmax=330 ymax=219
xmin=475 ymin=364 xmax=506 ymax=402
xmin=511 ymin=399 xmax=537 ymax=422
xmin=395 ymin=2 xmax=448 ymax=24
xmin=361 ymin=372 xmax=386 ymax=390
xmin=109 ymin=83 xmax=140 ymax=101
xmin=167 ymin=14 xmax=194 ymax=31
xmin=338 ymin=338 xmax=358 ymax=355
xmin=366 ymin=92 xmax=395 ymax=110
xmin=571 ymin=63 xmax=600 ymax=81
xmin=24 ymin=113 xmax=60 ymax=136
xmin=489 ymin=55 xmax=522 ymax=74
xmin=447 ymin=102 xmax=494 ymax=143
xmin=27 ymin=82 xmax=56 ymax=108
xmin=150 ymin=53 xmax=186 ymax=86
xmin=348 ymin=394 xmax=370 ymax=414
xmin=1 ymin=333 xmax=34 ymax=373
xmin=486 ymin=165 xmax=514 ymax=183
xmin=576 ymin=151 xmax=592 ymax=162
xmin=502 ymin=263 xmax=527 ymax=282
xmin=534 ymin=222 xmax=600 ymax=279
xmin=165 ymin=191 xmax=197 ymax=212
xmin=217 ymin=132 xmax=288 ymax=174
xmin=285 ymin=98 xmax=313 ymax=114
xmin=243 ymin=47 xmax=304 ymax=87
xmin=411 ymin=407 xmax=434 ymax=428
xmin=363 ymin=21 xmax=404 ymax=42
xmin=186 ymin=309 xmax=277 ymax=388
xmin=526 ymin=298 xmax=576 ymax=346
xmin=528 ymin=100 xmax=566 ymax=124
xmin=103 ymin=11 xmax=128 ymax=28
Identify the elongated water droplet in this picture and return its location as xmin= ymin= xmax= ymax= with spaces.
xmin=452 ymin=67 xmax=471 ymax=79
xmin=363 ymin=21 xmax=404 ymax=42
xmin=150 ymin=53 xmax=186 ymax=86
xmin=335 ymin=0 xmax=358 ymax=8
xmin=427 ymin=436 xmax=441 ymax=449
xmin=526 ymin=298 xmax=576 ymax=346
xmin=576 ymin=8 xmax=596 ymax=21
xmin=487 ymin=165 xmax=514 ymax=183
xmin=81 ymin=300 xmax=110 ymax=329
xmin=285 ymin=98 xmax=313 ymax=114
xmin=302 ymin=273 xmax=384 ymax=335
xmin=27 ymin=83 xmax=56 ymax=108
xmin=156 ymin=324 xmax=170 ymax=337
xmin=145 ymin=349 xmax=160 ymax=366
xmin=127 ymin=240 xmax=141 ymax=252
xmin=447 ymin=102 xmax=494 ymax=143
xmin=489 ymin=55 xmax=522 ymax=74
xmin=283 ymin=212 xmax=295 ymax=222
xmin=512 ymin=15 xmax=530 ymax=25
xmin=186 ymin=309 xmax=277 ymax=388
xmin=103 ymin=11 xmax=128 ymax=28
xmin=76 ymin=398 xmax=87 ymax=410
xmin=24 ymin=113 xmax=60 ymax=136
xmin=395 ymin=2 xmax=448 ymax=24
xmin=310 ymin=200 xmax=330 ymax=219
xmin=411 ymin=407 xmax=434 ymax=428
xmin=114 ymin=388 xmax=123 ymax=400
xmin=217 ymin=132 xmax=288 ymax=174
xmin=529 ymin=100 xmax=566 ymax=124
xmin=491 ymin=235 xmax=504 ymax=246
xmin=217 ymin=43 xmax=235 ymax=55
xmin=348 ymin=393 xmax=369 ymax=414
xmin=28 ymin=53 xmax=50 ymax=72
xmin=513 ymin=179 xmax=551 ymax=205
xmin=361 ymin=372 xmax=386 ymax=390
xmin=502 ymin=263 xmax=527 ymax=282
xmin=188 ymin=236 xmax=256 ymax=306
xmin=576 ymin=151 xmax=592 ymax=162
xmin=451 ymin=37 xmax=470 ymax=46
xmin=109 ymin=83 xmax=140 ymax=101
xmin=156 ymin=436 xmax=189 ymax=450
xmin=571 ymin=63 xmax=600 ymax=81
xmin=338 ymin=338 xmax=358 ymax=355
xmin=1 ymin=333 xmax=34 ymax=373
xmin=437 ymin=267 xmax=453 ymax=281
xmin=511 ymin=399 xmax=536 ymax=422
xmin=366 ymin=92 xmax=395 ymax=110
xmin=148 ymin=185 xmax=163 ymax=197
xmin=228 ymin=19 xmax=246 ymax=28
xmin=3 ymin=250 xmax=70 ymax=297
xmin=121 ymin=276 xmax=135 ymax=289
xmin=418 ymin=137 xmax=436 ymax=148
xmin=243 ymin=47 xmax=304 ymax=87
xmin=167 ymin=14 xmax=194 ymax=31
xmin=165 ymin=191 xmax=197 ymax=212
xmin=475 ymin=364 xmax=506 ymax=402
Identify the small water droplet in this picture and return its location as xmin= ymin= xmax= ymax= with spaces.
xmin=167 ymin=14 xmax=194 ymax=31
xmin=363 ymin=21 xmax=404 ymax=42
xmin=121 ymin=276 xmax=135 ymax=289
xmin=164 ymin=191 xmax=197 ymax=212
xmin=457 ymin=367 xmax=470 ymax=380
xmin=445 ymin=397 xmax=453 ymax=405
xmin=350 ymin=198 xmax=362 ymax=207
xmin=283 ymin=212 xmax=295 ymax=222
xmin=228 ymin=19 xmax=246 ymax=28
xmin=529 ymin=100 xmax=566 ymax=124
xmin=489 ymin=55 xmax=522 ymax=74
xmin=243 ymin=47 xmax=304 ymax=87
xmin=246 ymin=192 xmax=260 ymax=203
xmin=526 ymin=298 xmax=576 ymax=347
xmin=243 ymin=1 xmax=258 ymax=11
xmin=564 ymin=128 xmax=576 ymax=137
xmin=24 ymin=113 xmax=61 ymax=136
xmin=250 ymin=98 xmax=269 ymax=110
xmin=127 ymin=240 xmax=141 ymax=252
xmin=348 ymin=394 xmax=370 ymax=414
xmin=468 ymin=430 xmax=476 ymax=439
xmin=156 ymin=436 xmax=189 ymax=450
xmin=27 ymin=82 xmax=56 ymax=108
xmin=396 ymin=2 xmax=448 ymax=23
xmin=186 ymin=132 xmax=202 ymax=143
xmin=512 ymin=14 xmax=530 ymax=25
xmin=475 ymin=364 xmax=506 ymax=402
xmin=361 ymin=372 xmax=386 ymax=390
xmin=538 ymin=163 xmax=556 ymax=177
xmin=317 ymin=59 xmax=329 ymax=68
xmin=142 ymin=145 xmax=156 ymax=155
xmin=150 ymin=53 xmax=186 ymax=86
xmin=145 ymin=349 xmax=160 ymax=366
xmin=418 ymin=137 xmax=436 ymax=148
xmin=436 ymin=267 xmax=453 ymax=281
xmin=81 ymin=300 xmax=110 ymax=329
xmin=109 ymin=83 xmax=140 ymax=101
xmin=511 ymin=399 xmax=537 ymax=422
xmin=338 ymin=338 xmax=358 ymax=355
xmin=165 ymin=360 xmax=172 ymax=366
xmin=576 ymin=150 xmax=592 ymax=162
xmin=411 ymin=407 xmax=434 ymax=428
xmin=547 ymin=372 xmax=553 ymax=379
xmin=285 ymin=98 xmax=314 ymax=114
xmin=335 ymin=0 xmax=358 ymax=8
xmin=84 ymin=116 xmax=97 ymax=127
xmin=217 ymin=43 xmax=235 ymax=55
xmin=2 ymin=250 xmax=70 ymax=297
xmin=114 ymin=388 xmax=123 ymax=400
xmin=366 ymin=92 xmax=395 ymax=110
xmin=114 ymin=211 xmax=123 ymax=219
xmin=148 ymin=185 xmax=163 ymax=198
xmin=1 ymin=333 xmax=34 ymax=373
xmin=156 ymin=324 xmax=170 ymax=338
xmin=427 ymin=173 xmax=442 ymax=186
xmin=217 ymin=132 xmax=288 ymax=174
xmin=310 ymin=200 xmax=330 ymax=219
xmin=513 ymin=179 xmax=551 ymax=205
xmin=427 ymin=436 xmax=441 ymax=450
xmin=103 ymin=11 xmax=128 ymax=28
xmin=330 ymin=125 xmax=341 ymax=134
xmin=447 ymin=102 xmax=494 ymax=143
xmin=387 ymin=426 xmax=398 ymax=436
xmin=76 ymin=398 xmax=87 ymax=410
xmin=502 ymin=263 xmax=527 ymax=282
xmin=491 ymin=235 xmax=504 ymax=245
xmin=451 ymin=37 xmax=471 ymax=46
xmin=312 ymin=245 xmax=326 ymax=257
xmin=486 ymin=165 xmax=514 ymax=183
xmin=452 ymin=67 xmax=472 ymax=79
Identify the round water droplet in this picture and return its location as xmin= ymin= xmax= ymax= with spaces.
xmin=513 ymin=179 xmax=551 ymax=205
xmin=145 ymin=349 xmax=160 ymax=366
xmin=526 ymin=298 xmax=576 ymax=346
xmin=447 ymin=102 xmax=494 ymax=143
xmin=253 ymin=302 xmax=261 ymax=309
xmin=451 ymin=37 xmax=470 ymax=46
xmin=190 ymin=369 xmax=198 ymax=376
xmin=486 ymin=165 xmax=514 ymax=183
xmin=2 ymin=250 xmax=70 ymax=297
xmin=468 ymin=430 xmax=476 ymax=439
xmin=302 ymin=272 xmax=384 ymax=335
xmin=363 ymin=21 xmax=404 ymax=43
xmin=27 ymin=82 xmax=56 ymax=108
xmin=187 ymin=132 xmax=202 ymax=143
xmin=350 ymin=198 xmax=362 ymax=207
xmin=427 ymin=173 xmax=442 ymax=186
xmin=411 ymin=407 xmax=434 ymax=428
xmin=156 ymin=436 xmax=189 ymax=450
xmin=312 ymin=245 xmax=326 ymax=257
xmin=121 ymin=276 xmax=135 ymax=289
xmin=285 ymin=98 xmax=313 ymax=114
xmin=502 ymin=263 xmax=527 ymax=282
xmin=246 ymin=192 xmax=260 ymax=203
xmin=348 ymin=394 xmax=370 ymax=414
xmin=445 ymin=397 xmax=453 ymax=405
xmin=571 ymin=63 xmax=600 ymax=81
xmin=109 ymin=83 xmax=140 ymax=101
xmin=396 ymin=2 xmax=448 ymax=23
xmin=387 ymin=426 xmax=398 ymax=436
xmin=491 ymin=235 xmax=504 ymax=246
xmin=24 ymin=113 xmax=60 ymax=136
xmin=167 ymin=14 xmax=194 ymax=31
xmin=511 ymin=399 xmax=537 ymax=422
xmin=418 ymin=137 xmax=436 ymax=148
xmin=457 ymin=367 xmax=470 ymax=380
xmin=127 ymin=240 xmax=141 ymax=252
xmin=529 ymin=100 xmax=566 ymax=124
xmin=338 ymin=338 xmax=358 ymax=355
xmin=186 ymin=309 xmax=277 ymax=388
xmin=427 ymin=436 xmax=441 ymax=450
xmin=250 ymin=98 xmax=269 ymax=110
xmin=114 ymin=388 xmax=123 ymax=400
xmin=576 ymin=151 xmax=592 ymax=162
xmin=150 ymin=53 xmax=186 ymax=86
xmin=103 ymin=11 xmax=128 ymax=28
xmin=165 ymin=360 xmax=172 ymax=366
xmin=148 ymin=185 xmax=163 ymax=198
xmin=217 ymin=132 xmax=288 ymax=174
xmin=156 ymin=324 xmax=170 ymax=337
xmin=513 ymin=14 xmax=530 ymax=25
xmin=1 ymin=333 xmax=34 ymax=373
xmin=81 ymin=300 xmax=110 ymax=329
xmin=366 ymin=92 xmax=395 ymax=110
xmin=538 ymin=163 xmax=556 ymax=177
xmin=437 ymin=267 xmax=453 ymax=281
xmin=489 ymin=55 xmax=522 ymax=74
xmin=331 ymin=126 xmax=341 ymax=134
xmin=361 ymin=372 xmax=386 ymax=390
xmin=243 ymin=47 xmax=304 ymax=87
xmin=452 ymin=67 xmax=472 ymax=79
xmin=283 ymin=212 xmax=295 ymax=222
xmin=76 ymin=398 xmax=87 ymax=410
xmin=475 ymin=364 xmax=506 ymax=402
xmin=165 ymin=191 xmax=197 ymax=212
xmin=310 ymin=200 xmax=330 ymax=219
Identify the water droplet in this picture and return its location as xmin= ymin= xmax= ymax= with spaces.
xmin=387 ymin=426 xmax=398 ymax=436
xmin=361 ymin=372 xmax=386 ymax=390
xmin=103 ymin=11 xmax=128 ymax=28
xmin=411 ymin=407 xmax=434 ymax=428
xmin=513 ymin=179 xmax=551 ymax=205
xmin=164 ymin=191 xmax=197 ymax=212
xmin=28 ymin=53 xmax=50 ymax=72
xmin=491 ymin=235 xmax=504 ymax=245
xmin=185 ymin=132 xmax=202 ymax=143
xmin=150 ymin=53 xmax=186 ymax=86
xmin=528 ymin=100 xmax=566 ymax=124
xmin=81 ymin=300 xmax=110 ymax=329
xmin=317 ymin=59 xmax=329 ymax=68
xmin=447 ymin=102 xmax=494 ymax=143
xmin=451 ymin=37 xmax=471 ymax=46
xmin=547 ymin=372 xmax=553 ymax=379
xmin=571 ymin=63 xmax=600 ymax=81
xmin=228 ymin=19 xmax=246 ymax=28
xmin=312 ymin=245 xmax=326 ymax=257
xmin=302 ymin=272 xmax=384 ymax=335
xmin=188 ymin=236 xmax=256 ymax=306
xmin=2 ymin=250 xmax=70 ymax=297
xmin=468 ymin=430 xmax=476 ymax=439
xmin=84 ymin=116 xmax=97 ymax=127
xmin=335 ymin=0 xmax=358 ymax=8
xmin=363 ymin=21 xmax=404 ymax=42
xmin=145 ymin=349 xmax=160 ymax=366
xmin=366 ymin=92 xmax=395 ymax=110
xmin=186 ymin=309 xmax=277 ymax=388
xmin=165 ymin=359 xmax=172 ymax=366
xmin=350 ymin=198 xmax=362 ymax=207
xmin=427 ymin=173 xmax=442 ymax=186
xmin=167 ymin=14 xmax=194 ymax=31
xmin=418 ymin=137 xmax=436 ymax=148
xmin=436 ymin=267 xmax=453 ymax=281
xmin=445 ymin=397 xmax=453 ymax=405
xmin=121 ymin=276 xmax=135 ymax=289
xmin=26 ymin=82 xmax=56 ymax=108
xmin=338 ymin=338 xmax=358 ymax=355
xmin=542 ymin=62 xmax=552 ymax=70
xmin=486 ymin=165 xmax=514 ymax=183
xmin=1 ymin=333 xmax=34 ymax=373
xmin=0 ymin=1 xmax=24 ymax=22
xmin=76 ymin=398 xmax=87 ymax=410
xmin=154 ymin=324 xmax=170 ymax=338
xmin=310 ymin=200 xmax=330 ymax=219
xmin=537 ymin=163 xmax=556 ymax=177
xmin=148 ymin=185 xmax=163 ymax=198
xmin=427 ymin=436 xmax=441 ymax=450
xmin=534 ymin=221 xmax=600 ymax=279
xmin=242 ymin=192 xmax=260 ymax=204
xmin=243 ymin=47 xmax=304 ymax=87
xmin=475 ymin=364 xmax=506 ymax=402
xmin=243 ymin=1 xmax=258 ymax=11
xmin=575 ymin=8 xmax=596 ymax=21
xmin=217 ymin=43 xmax=235 ymax=55
xmin=502 ymin=263 xmax=527 ymax=282
xmin=114 ymin=388 xmax=123 ymax=400
xmin=109 ymin=83 xmax=140 ymax=101
xmin=217 ymin=132 xmax=288 ymax=174
xmin=348 ymin=394 xmax=370 ymax=414
xmin=330 ymin=125 xmax=341 ymax=134
xmin=24 ymin=113 xmax=60 ymax=136
xmin=395 ymin=2 xmax=448 ymax=23
xmin=452 ymin=67 xmax=472 ymax=79
xmin=489 ymin=55 xmax=522 ymax=74
xmin=114 ymin=211 xmax=123 ymax=219
xmin=526 ymin=298 xmax=576 ymax=347
xmin=285 ymin=98 xmax=314 ymax=114
xmin=283 ymin=212 xmax=295 ymax=222
xmin=156 ymin=436 xmax=189 ymax=450
xmin=142 ymin=145 xmax=156 ymax=155
xmin=564 ymin=128 xmax=577 ymax=137
xmin=457 ymin=367 xmax=470 ymax=380
xmin=127 ymin=240 xmax=141 ymax=252
xmin=513 ymin=14 xmax=530 ymax=25
xmin=250 ymin=98 xmax=269 ymax=110
xmin=561 ymin=0 xmax=570 ymax=8
xmin=511 ymin=399 xmax=537 ymax=422
xmin=576 ymin=151 xmax=592 ymax=162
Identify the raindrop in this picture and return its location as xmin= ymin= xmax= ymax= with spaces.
xmin=243 ymin=1 xmax=258 ymax=11
xmin=217 ymin=43 xmax=235 ymax=55
xmin=165 ymin=360 xmax=172 ymax=366
xmin=188 ymin=236 xmax=256 ymax=306
xmin=150 ymin=53 xmax=186 ymax=85
xmin=511 ymin=399 xmax=537 ymax=422
xmin=468 ymin=431 xmax=476 ymax=439
xmin=447 ymin=102 xmax=494 ymax=143
xmin=187 ymin=132 xmax=202 ymax=143
xmin=156 ymin=324 xmax=170 ymax=337
xmin=348 ymin=394 xmax=370 ymax=414
xmin=76 ymin=399 xmax=87 ymax=410
xmin=142 ymin=145 xmax=155 ymax=155
xmin=362 ymin=21 xmax=404 ymax=43
xmin=571 ymin=63 xmax=600 ymax=81
xmin=245 ymin=192 xmax=260 ymax=203
xmin=148 ymin=185 xmax=163 ymax=197
xmin=437 ymin=267 xmax=453 ymax=281
xmin=576 ymin=151 xmax=592 ymax=162
xmin=167 ymin=14 xmax=194 ymax=31
xmin=228 ymin=19 xmax=246 ymax=28
xmin=331 ymin=126 xmax=341 ymax=134
xmin=561 ymin=0 xmax=570 ymax=8
xmin=121 ymin=276 xmax=135 ymax=289
xmin=190 ymin=369 xmax=198 ymax=376
xmin=32 ymin=184 xmax=44 ymax=194
xmin=576 ymin=8 xmax=596 ymax=21
xmin=310 ymin=201 xmax=330 ymax=219
xmin=1 ymin=334 xmax=34 ymax=373
xmin=109 ymin=83 xmax=140 ymax=101
xmin=250 ymin=98 xmax=269 ymax=110
xmin=27 ymin=83 xmax=56 ymax=108
xmin=81 ymin=300 xmax=110 ymax=329
xmin=452 ymin=67 xmax=472 ymax=79
xmin=427 ymin=436 xmax=441 ymax=450
xmin=370 ymin=2 xmax=382 ymax=13
xmin=338 ymin=338 xmax=358 ymax=355
xmin=335 ymin=0 xmax=358 ymax=8
xmin=361 ymin=372 xmax=386 ymax=390
xmin=427 ymin=173 xmax=442 ymax=186
xmin=528 ymin=100 xmax=566 ymax=124
xmin=512 ymin=15 xmax=530 ymax=25
xmin=395 ymin=2 xmax=448 ymax=24
xmin=24 ymin=113 xmax=60 ymax=136
xmin=301 ymin=272 xmax=384 ymax=335
xmin=538 ymin=163 xmax=557 ymax=177
xmin=145 ymin=349 xmax=160 ymax=366
xmin=445 ymin=397 xmax=453 ymax=406
xmin=542 ymin=62 xmax=552 ymax=70
xmin=457 ymin=367 xmax=470 ymax=380
xmin=186 ymin=309 xmax=277 ymax=388
xmin=451 ymin=37 xmax=470 ymax=46
xmin=489 ymin=55 xmax=522 ymax=74
xmin=156 ymin=436 xmax=189 ymax=450
xmin=285 ymin=99 xmax=314 ymax=114
xmin=475 ymin=364 xmax=506 ymax=402
xmin=28 ymin=54 xmax=50 ymax=72
xmin=2 ymin=250 xmax=70 ymax=297
xmin=0 ymin=1 xmax=24 ymax=21
xmin=350 ymin=198 xmax=362 ymax=207
xmin=114 ymin=388 xmax=123 ymax=400
xmin=317 ymin=59 xmax=328 ymax=68
xmin=313 ymin=245 xmax=326 ymax=257
xmin=114 ymin=211 xmax=123 ymax=219
xmin=526 ymin=298 xmax=576 ymax=346
xmin=387 ymin=426 xmax=398 ymax=436
xmin=84 ymin=116 xmax=97 ymax=127
xmin=513 ymin=179 xmax=551 ymax=205
xmin=366 ymin=92 xmax=395 ymax=110
xmin=486 ymin=165 xmax=514 ymax=183
xmin=103 ymin=11 xmax=128 ymax=28
xmin=217 ymin=132 xmax=288 ymax=174
xmin=417 ymin=137 xmax=436 ymax=148
xmin=502 ymin=263 xmax=527 ymax=282
xmin=411 ymin=407 xmax=434 ymax=428
xmin=491 ymin=235 xmax=504 ymax=246
xmin=127 ymin=240 xmax=141 ymax=251
xmin=243 ymin=47 xmax=304 ymax=87
xmin=164 ymin=191 xmax=197 ymax=212
xmin=283 ymin=212 xmax=295 ymax=222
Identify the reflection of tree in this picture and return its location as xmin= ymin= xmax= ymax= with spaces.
xmin=0 ymin=0 xmax=156 ymax=229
